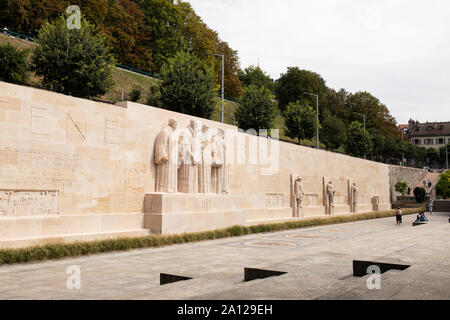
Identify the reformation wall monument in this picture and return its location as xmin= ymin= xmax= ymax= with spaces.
xmin=0 ymin=81 xmax=398 ymax=248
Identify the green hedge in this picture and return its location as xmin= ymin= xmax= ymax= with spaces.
xmin=0 ymin=208 xmax=423 ymax=265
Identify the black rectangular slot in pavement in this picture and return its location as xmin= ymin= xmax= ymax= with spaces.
xmin=244 ymin=267 xmax=287 ymax=282
xmin=353 ymin=260 xmax=410 ymax=277
xmin=160 ymin=273 xmax=193 ymax=285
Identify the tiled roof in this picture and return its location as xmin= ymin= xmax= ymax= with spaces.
xmin=410 ymin=121 xmax=450 ymax=137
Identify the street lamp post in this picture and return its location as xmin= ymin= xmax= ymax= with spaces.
xmin=206 ymin=52 xmax=225 ymax=123
xmin=303 ymin=92 xmax=319 ymax=149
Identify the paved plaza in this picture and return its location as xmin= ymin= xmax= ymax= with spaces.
xmin=0 ymin=212 xmax=449 ymax=300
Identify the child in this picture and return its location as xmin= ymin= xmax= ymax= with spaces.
xmin=396 ymin=207 xmax=402 ymax=226
xmin=428 ymin=202 xmax=433 ymax=215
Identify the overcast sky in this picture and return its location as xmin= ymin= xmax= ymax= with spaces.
xmin=189 ymin=0 xmax=450 ymax=124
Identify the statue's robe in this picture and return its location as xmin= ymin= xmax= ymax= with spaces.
xmin=199 ymin=131 xmax=212 ymax=194
xmin=211 ymin=134 xmax=225 ymax=194
xmin=178 ymin=128 xmax=200 ymax=193
xmin=155 ymin=125 xmax=177 ymax=193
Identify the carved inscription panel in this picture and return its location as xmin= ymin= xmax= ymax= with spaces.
xmin=0 ymin=147 xmax=79 ymax=188
xmin=265 ymin=194 xmax=284 ymax=208
xmin=0 ymin=190 xmax=59 ymax=216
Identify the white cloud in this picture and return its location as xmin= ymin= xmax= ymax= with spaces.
xmin=188 ymin=0 xmax=450 ymax=124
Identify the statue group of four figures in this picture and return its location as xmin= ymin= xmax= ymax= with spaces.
xmin=154 ymin=119 xmax=229 ymax=194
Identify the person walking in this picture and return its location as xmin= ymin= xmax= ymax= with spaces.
xmin=428 ymin=202 xmax=433 ymax=215
xmin=396 ymin=207 xmax=403 ymax=226
xmin=423 ymin=179 xmax=427 ymax=189
xmin=428 ymin=179 xmax=432 ymax=189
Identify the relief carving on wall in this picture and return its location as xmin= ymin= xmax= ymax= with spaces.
xmin=154 ymin=119 xmax=229 ymax=195
xmin=0 ymin=190 xmax=59 ymax=216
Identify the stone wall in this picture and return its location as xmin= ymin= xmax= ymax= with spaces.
xmin=0 ymin=81 xmax=393 ymax=247
xmin=388 ymin=165 xmax=426 ymax=202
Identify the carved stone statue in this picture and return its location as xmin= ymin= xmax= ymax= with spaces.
xmin=293 ymin=176 xmax=305 ymax=217
xmin=349 ymin=182 xmax=358 ymax=212
xmin=198 ymin=125 xmax=212 ymax=194
xmin=177 ymin=120 xmax=201 ymax=193
xmin=211 ymin=129 xmax=226 ymax=194
xmin=154 ymin=119 xmax=178 ymax=193
xmin=350 ymin=182 xmax=358 ymax=206
xmin=326 ymin=181 xmax=335 ymax=207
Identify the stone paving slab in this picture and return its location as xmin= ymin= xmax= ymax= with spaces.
xmin=0 ymin=212 xmax=448 ymax=300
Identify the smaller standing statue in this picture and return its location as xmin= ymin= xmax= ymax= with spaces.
xmin=154 ymin=119 xmax=178 ymax=193
xmin=326 ymin=180 xmax=335 ymax=214
xmin=350 ymin=182 xmax=358 ymax=212
xmin=293 ymin=176 xmax=305 ymax=217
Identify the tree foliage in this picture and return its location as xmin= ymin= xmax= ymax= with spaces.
xmin=413 ymin=187 xmax=426 ymax=203
xmin=346 ymin=121 xmax=373 ymax=157
xmin=238 ymin=65 xmax=275 ymax=92
xmin=395 ymin=181 xmax=408 ymax=196
xmin=436 ymin=170 xmax=450 ymax=199
xmin=159 ymin=51 xmax=217 ymax=119
xmin=275 ymin=67 xmax=328 ymax=113
xmin=31 ymin=15 xmax=115 ymax=98
xmin=235 ymin=85 xmax=278 ymax=131
xmin=320 ymin=115 xmax=346 ymax=150
xmin=0 ymin=44 xmax=29 ymax=84
xmin=284 ymin=100 xmax=317 ymax=144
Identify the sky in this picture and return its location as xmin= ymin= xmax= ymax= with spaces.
xmin=188 ymin=0 xmax=450 ymax=125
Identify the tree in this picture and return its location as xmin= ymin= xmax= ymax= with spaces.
xmin=284 ymin=101 xmax=318 ymax=144
xmin=238 ymin=65 xmax=275 ymax=92
xmin=275 ymin=67 xmax=328 ymax=113
xmin=129 ymin=85 xmax=142 ymax=102
xmin=395 ymin=181 xmax=408 ymax=204
xmin=369 ymin=128 xmax=385 ymax=161
xmin=413 ymin=187 xmax=426 ymax=203
xmin=159 ymin=51 xmax=217 ymax=118
xmin=436 ymin=170 xmax=450 ymax=199
xmin=346 ymin=121 xmax=373 ymax=157
xmin=31 ymin=15 xmax=115 ymax=99
xmin=140 ymin=0 xmax=184 ymax=71
xmin=382 ymin=135 xmax=402 ymax=163
xmin=235 ymin=85 xmax=278 ymax=131
xmin=0 ymin=44 xmax=29 ymax=84
xmin=347 ymin=91 xmax=398 ymax=137
xmin=320 ymin=115 xmax=346 ymax=150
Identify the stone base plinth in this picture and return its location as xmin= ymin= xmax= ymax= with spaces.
xmin=0 ymin=213 xmax=148 ymax=248
xmin=144 ymin=193 xmax=245 ymax=234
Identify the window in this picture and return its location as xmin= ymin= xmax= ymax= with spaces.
xmin=413 ymin=139 xmax=421 ymax=145
xmin=437 ymin=138 xmax=445 ymax=144
xmin=424 ymin=138 xmax=434 ymax=145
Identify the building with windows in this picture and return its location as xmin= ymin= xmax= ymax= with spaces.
xmin=406 ymin=120 xmax=450 ymax=150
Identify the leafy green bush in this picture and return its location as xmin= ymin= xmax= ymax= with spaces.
xmin=284 ymin=100 xmax=317 ymax=143
xmin=235 ymin=84 xmax=278 ymax=131
xmin=129 ymin=85 xmax=142 ymax=102
xmin=31 ymin=15 xmax=115 ymax=98
xmin=436 ymin=170 xmax=450 ymax=199
xmin=0 ymin=44 xmax=29 ymax=84
xmin=159 ymin=51 xmax=216 ymax=118
xmin=413 ymin=187 xmax=426 ymax=203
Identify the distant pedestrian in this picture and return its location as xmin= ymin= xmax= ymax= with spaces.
xmin=428 ymin=202 xmax=433 ymax=215
xmin=423 ymin=179 xmax=427 ymax=188
xmin=407 ymin=187 xmax=411 ymax=195
xmin=395 ymin=207 xmax=402 ymax=226
xmin=428 ymin=179 xmax=432 ymax=188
